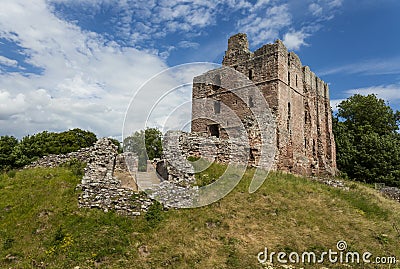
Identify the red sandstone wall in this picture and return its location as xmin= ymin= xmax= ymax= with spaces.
xmin=191 ymin=33 xmax=336 ymax=176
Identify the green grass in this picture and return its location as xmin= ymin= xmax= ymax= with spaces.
xmin=1 ymin=166 xmax=400 ymax=268
xmin=188 ymin=156 xmax=228 ymax=187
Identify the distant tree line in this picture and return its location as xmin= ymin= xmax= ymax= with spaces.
xmin=333 ymin=94 xmax=400 ymax=187
xmin=0 ymin=128 xmax=97 ymax=171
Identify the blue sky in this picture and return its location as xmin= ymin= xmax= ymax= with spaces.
xmin=0 ymin=0 xmax=399 ymax=138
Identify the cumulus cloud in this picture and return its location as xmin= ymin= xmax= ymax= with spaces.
xmin=0 ymin=90 xmax=26 ymax=119
xmin=0 ymin=0 xmax=168 ymax=138
xmin=282 ymin=31 xmax=310 ymax=50
xmin=0 ymin=0 xmax=346 ymax=138
xmin=236 ymin=0 xmax=342 ymax=50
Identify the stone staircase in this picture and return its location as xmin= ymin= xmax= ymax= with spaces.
xmin=136 ymin=161 xmax=161 ymax=191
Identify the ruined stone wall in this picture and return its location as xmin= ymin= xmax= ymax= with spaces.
xmin=148 ymin=130 xmax=252 ymax=208
xmin=192 ymin=33 xmax=336 ymax=176
xmin=77 ymin=138 xmax=153 ymax=216
xmin=25 ymin=147 xmax=92 ymax=169
xmin=26 ymin=138 xmax=154 ymax=216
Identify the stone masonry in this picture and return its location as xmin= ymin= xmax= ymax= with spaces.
xmin=25 ymin=147 xmax=92 ymax=169
xmin=26 ymin=138 xmax=154 ymax=216
xmin=191 ymin=33 xmax=336 ymax=176
xmin=77 ymin=138 xmax=153 ymax=216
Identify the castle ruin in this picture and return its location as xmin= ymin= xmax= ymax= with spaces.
xmin=191 ymin=33 xmax=336 ymax=176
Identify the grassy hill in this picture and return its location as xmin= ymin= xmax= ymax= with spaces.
xmin=1 ymin=165 xmax=400 ymax=268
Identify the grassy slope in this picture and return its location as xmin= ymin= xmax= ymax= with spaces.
xmin=0 ymin=166 xmax=400 ymax=268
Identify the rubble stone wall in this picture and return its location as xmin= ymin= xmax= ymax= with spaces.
xmin=77 ymin=138 xmax=153 ymax=216
xmin=26 ymin=138 xmax=153 ymax=216
xmin=380 ymin=187 xmax=400 ymax=203
xmin=25 ymin=147 xmax=92 ymax=168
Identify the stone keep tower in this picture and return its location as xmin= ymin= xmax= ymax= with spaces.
xmin=191 ymin=33 xmax=336 ymax=176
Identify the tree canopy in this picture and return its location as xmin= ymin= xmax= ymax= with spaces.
xmin=333 ymin=94 xmax=400 ymax=187
xmin=123 ymin=128 xmax=163 ymax=171
xmin=0 ymin=128 xmax=97 ymax=170
xmin=0 ymin=136 xmax=18 ymax=171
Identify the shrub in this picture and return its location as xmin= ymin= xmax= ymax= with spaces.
xmin=144 ymin=201 xmax=164 ymax=228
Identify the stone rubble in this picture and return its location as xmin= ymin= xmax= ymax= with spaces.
xmin=311 ymin=176 xmax=349 ymax=190
xmin=148 ymin=181 xmax=199 ymax=209
xmin=24 ymin=147 xmax=92 ymax=168
xmin=380 ymin=187 xmax=400 ymax=203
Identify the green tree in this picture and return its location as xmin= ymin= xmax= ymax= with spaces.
xmin=0 ymin=136 xmax=18 ymax=171
xmin=57 ymin=129 xmax=97 ymax=153
xmin=337 ymin=94 xmax=399 ymax=135
xmin=123 ymin=128 xmax=163 ymax=171
xmin=11 ymin=129 xmax=97 ymax=168
xmin=333 ymin=94 xmax=400 ymax=186
xmin=144 ymin=128 xmax=163 ymax=160
xmin=108 ymin=138 xmax=122 ymax=153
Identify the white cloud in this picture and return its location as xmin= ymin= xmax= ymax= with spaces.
xmin=306 ymin=0 xmax=343 ymax=21
xmin=237 ymin=4 xmax=292 ymax=46
xmin=282 ymin=31 xmax=310 ymax=50
xmin=249 ymin=0 xmax=272 ymax=12
xmin=0 ymin=0 xmax=169 ymax=138
xmin=346 ymin=84 xmax=400 ymax=105
xmin=49 ymin=0 xmax=343 ymax=54
xmin=331 ymin=84 xmax=400 ymax=113
xmin=328 ymin=0 xmax=343 ymax=8
xmin=0 ymin=90 xmax=26 ymax=119
xmin=237 ymin=0 xmax=342 ymax=50
xmin=0 ymin=0 xmax=347 ymax=138
xmin=309 ymin=3 xmax=323 ymax=16
xmin=0 ymin=55 xmax=18 ymax=67
xmin=319 ymin=57 xmax=400 ymax=76
xmin=178 ymin=41 xmax=200 ymax=49
xmin=330 ymin=98 xmax=345 ymax=112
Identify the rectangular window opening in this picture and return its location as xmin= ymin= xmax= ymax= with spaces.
xmin=313 ymin=139 xmax=316 ymax=157
xmin=214 ymin=100 xmax=221 ymax=114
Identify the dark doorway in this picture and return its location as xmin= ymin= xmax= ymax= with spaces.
xmin=156 ymin=160 xmax=168 ymax=181
xmin=209 ymin=124 xmax=220 ymax=138
xmin=249 ymin=148 xmax=257 ymax=164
